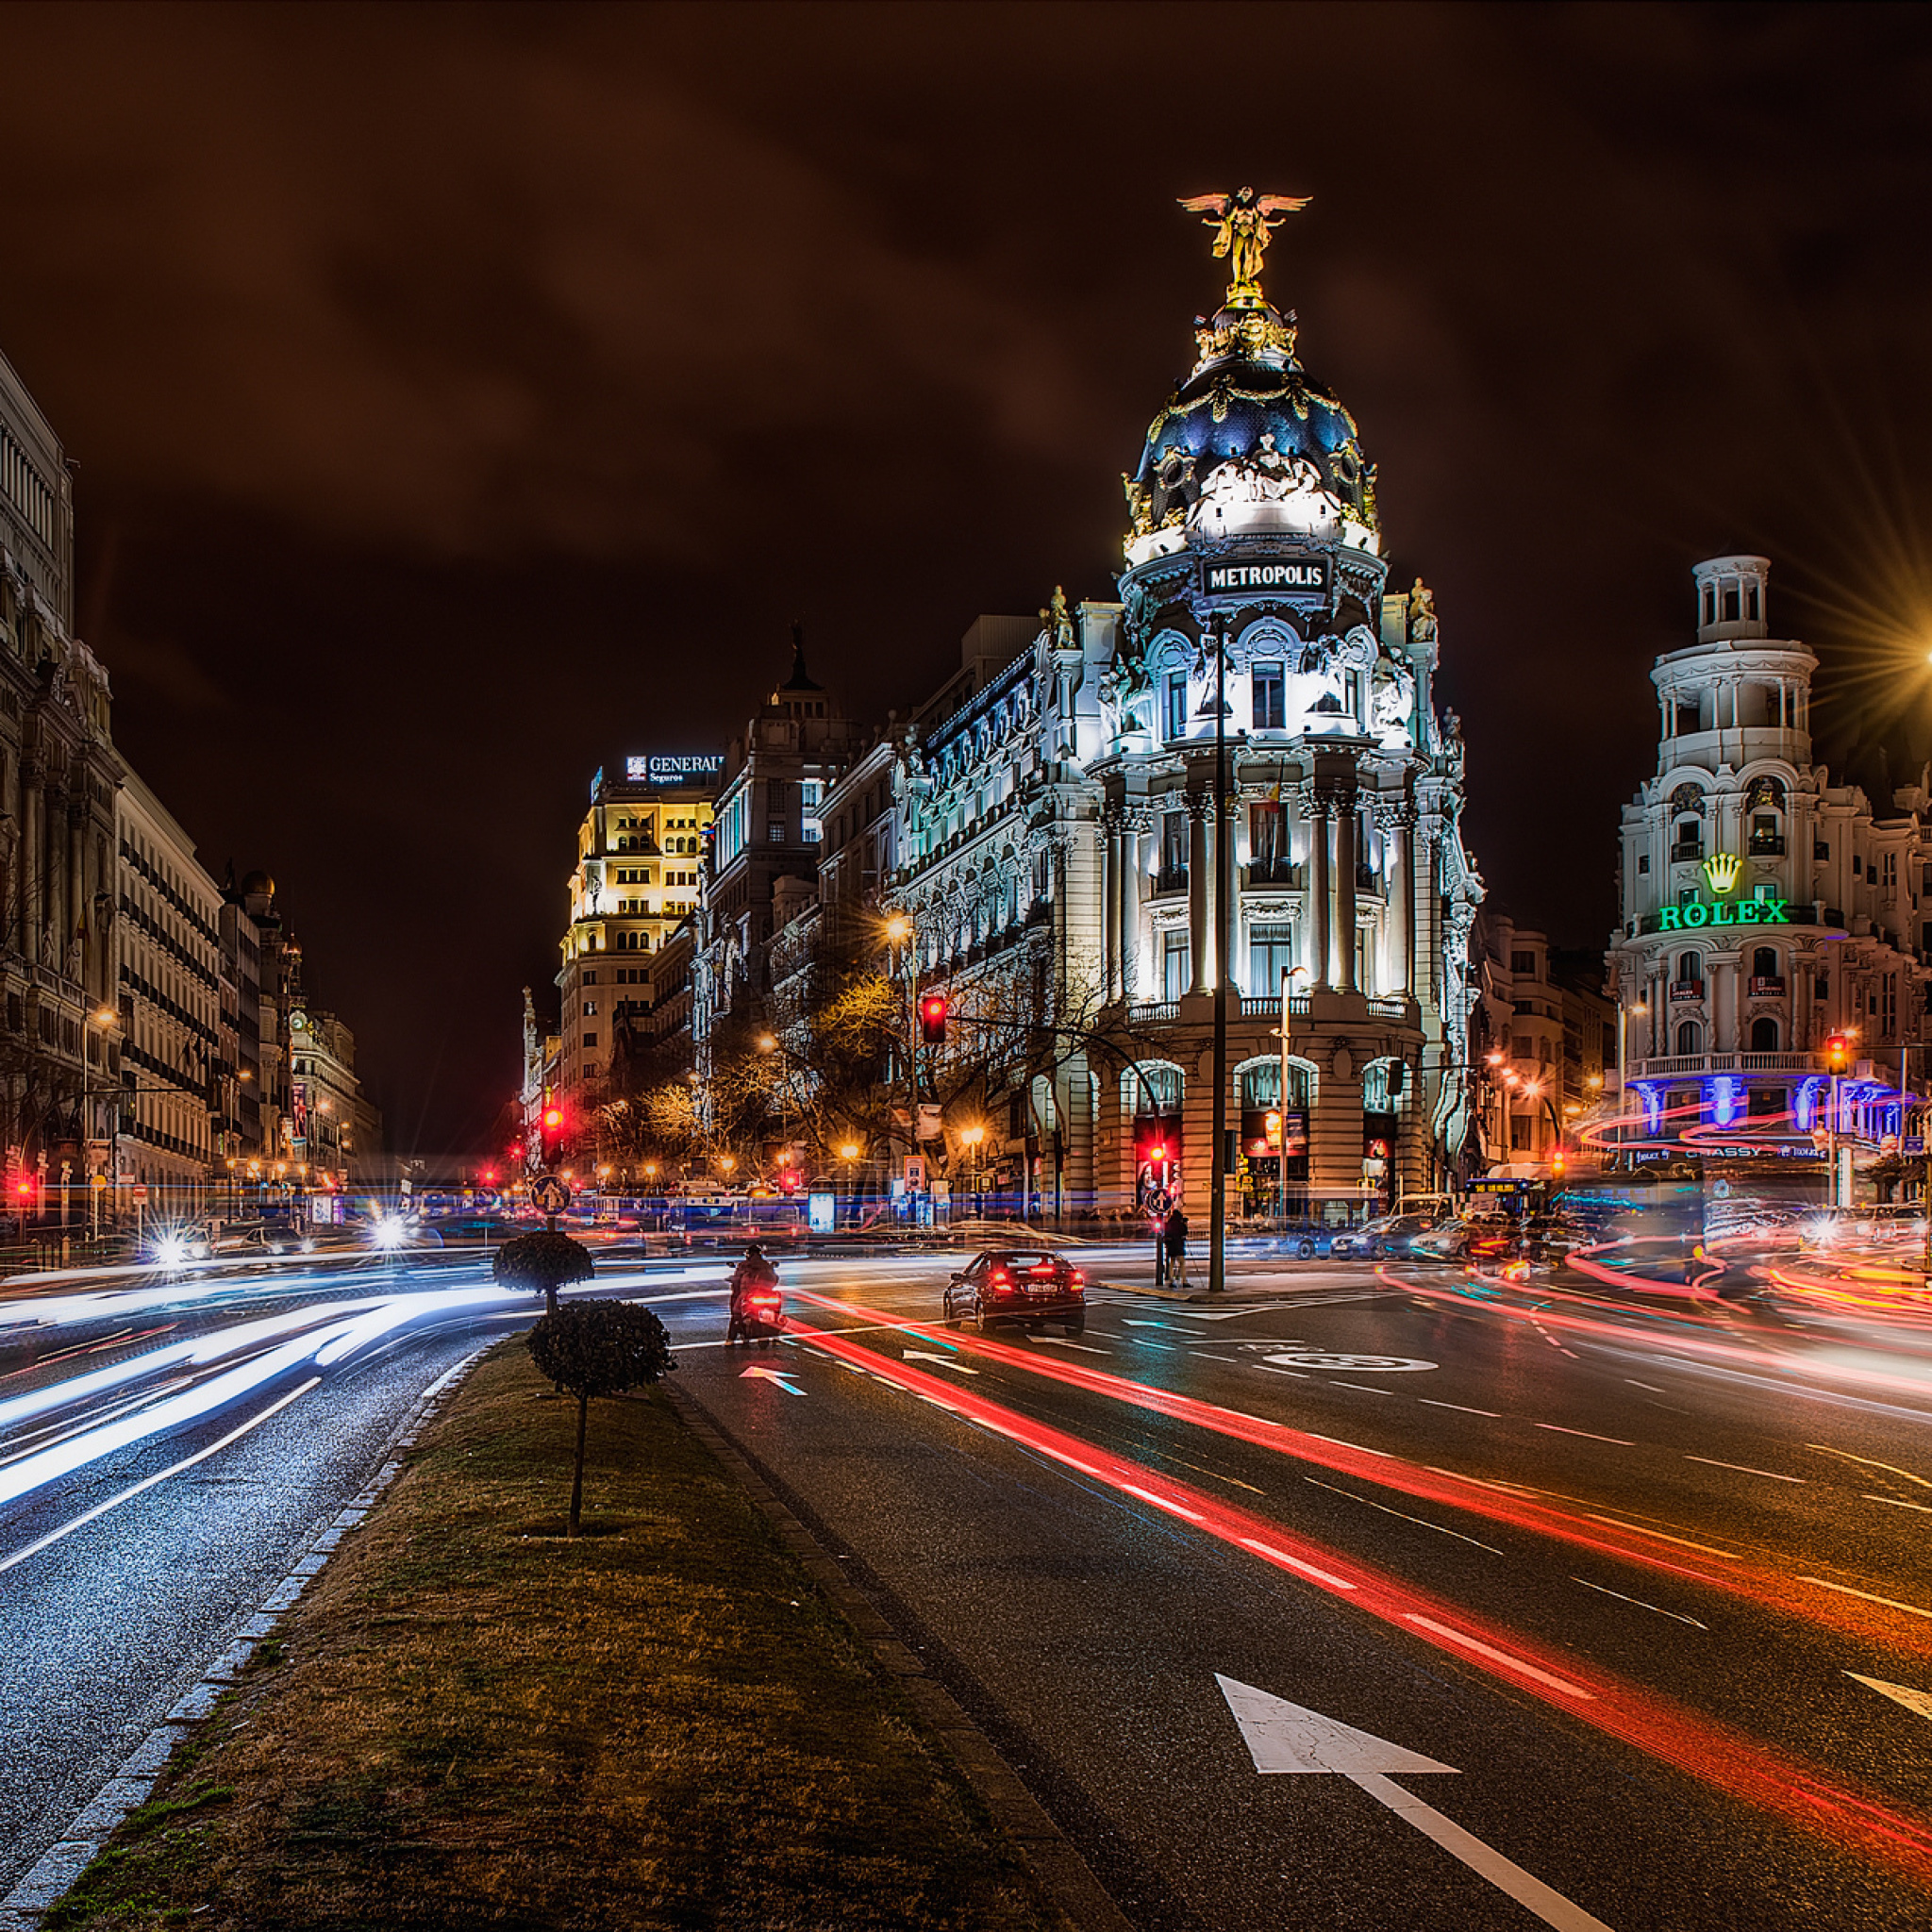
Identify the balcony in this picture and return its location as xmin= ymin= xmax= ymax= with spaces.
xmin=1670 ymin=979 xmax=1705 ymax=1000
xmin=1152 ymin=868 xmax=1190 ymax=897
xmin=1355 ymin=862 xmax=1379 ymax=891
xmin=1245 ymin=858 xmax=1300 ymax=889
xmin=1628 ymin=1051 xmax=1823 ymax=1079
xmin=1748 ymin=834 xmax=1786 ymax=857
xmin=1671 ymin=841 xmax=1705 ymax=863
xmin=1748 ymin=975 xmax=1785 ymax=996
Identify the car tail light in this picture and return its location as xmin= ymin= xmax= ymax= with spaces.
xmin=1028 ymin=1261 xmax=1056 ymax=1276
xmin=1068 ymin=1270 xmax=1084 ymax=1286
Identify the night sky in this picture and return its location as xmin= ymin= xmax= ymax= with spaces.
xmin=2 ymin=3 xmax=1929 ymax=1152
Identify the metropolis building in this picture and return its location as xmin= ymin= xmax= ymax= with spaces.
xmin=881 ymin=201 xmax=1483 ymax=1219
xmin=1607 ymin=556 xmax=1926 ymax=1161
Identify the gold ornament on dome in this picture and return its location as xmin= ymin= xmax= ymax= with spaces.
xmin=1178 ymin=187 xmax=1310 ymax=308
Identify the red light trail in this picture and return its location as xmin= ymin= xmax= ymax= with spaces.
xmin=782 ymin=1313 xmax=1932 ymax=1883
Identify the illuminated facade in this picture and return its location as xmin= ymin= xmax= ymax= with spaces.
xmin=1607 ymin=556 xmax=1929 ymax=1159
xmin=887 ymin=239 xmax=1483 ymax=1218
xmin=555 ymin=757 xmax=717 ymax=1116
xmin=113 ymin=771 xmax=227 ymax=1210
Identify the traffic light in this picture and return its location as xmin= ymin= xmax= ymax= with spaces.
xmin=1824 ymin=1034 xmax=1851 ymax=1074
xmin=540 ymin=1103 xmax=566 ymax=1162
xmin=919 ymin=992 xmax=949 ymax=1045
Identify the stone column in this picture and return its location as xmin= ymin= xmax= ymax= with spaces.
xmin=22 ymin=772 xmax=42 ymax=958
xmin=1101 ymin=813 xmax=1121 ymax=1002
xmin=1335 ymin=799 xmax=1358 ymax=994
xmin=1187 ymin=795 xmax=1210 ymax=996
xmin=68 ymin=808 xmax=84 ymax=984
xmin=1307 ymin=797 xmax=1330 ymax=990
xmin=1397 ymin=812 xmax=1417 ymax=997
xmin=1121 ymin=813 xmax=1143 ymax=1002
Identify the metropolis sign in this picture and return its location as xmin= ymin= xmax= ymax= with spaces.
xmin=1200 ymin=557 xmax=1330 ymax=596
xmin=626 ymin=753 xmax=725 ymax=787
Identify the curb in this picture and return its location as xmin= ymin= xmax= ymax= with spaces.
xmin=0 ymin=1344 xmax=492 ymax=1929
xmin=668 ymin=1383 xmax=1136 ymax=1932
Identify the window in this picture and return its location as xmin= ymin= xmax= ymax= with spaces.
xmin=582 ymin=1033 xmax=597 ymax=1050
xmin=1637 ymin=855 xmax=1649 ymax=874
xmin=1161 ymin=931 xmax=1190 ymax=1001
xmin=1510 ymin=951 xmax=1536 ymax=975
xmin=1509 ymin=1116 xmax=1534 ymax=1151
xmin=802 ymin=779 xmax=824 ymax=843
xmin=1510 ymin=1034 xmax=1533 ymax=1061
xmin=1249 ymin=923 xmax=1293 ymax=997
xmin=1674 ymin=951 xmax=1701 ymax=984
xmin=1251 ymin=661 xmax=1285 ymax=731
xmin=1722 ymin=585 xmax=1740 ymax=621
xmin=1883 ymin=852 xmax=1897 ymax=891
xmin=769 ymin=821 xmax=786 ymax=842
xmin=1673 ymin=818 xmax=1703 ymax=859
xmin=1165 ymin=670 xmax=1189 ymax=741
xmin=1749 ymin=1016 xmax=1779 ymax=1051
xmin=1675 ymin=1020 xmax=1703 ymax=1056
xmin=1674 ymin=703 xmax=1700 ymax=736
xmin=1747 ymin=1086 xmax=1785 ymax=1118
xmin=1249 ymin=802 xmax=1287 ymax=872
xmin=1159 ymin=811 xmax=1188 ymax=884
xmin=1814 ymin=971 xmax=1829 ymax=1001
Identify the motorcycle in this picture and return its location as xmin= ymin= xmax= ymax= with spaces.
xmin=727 ymin=1273 xmax=785 ymax=1345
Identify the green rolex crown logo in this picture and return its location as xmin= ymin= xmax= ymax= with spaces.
xmin=1702 ymin=852 xmax=1742 ymax=895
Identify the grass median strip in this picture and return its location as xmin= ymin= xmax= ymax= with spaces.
xmin=48 ymin=1342 xmax=1061 ymax=1931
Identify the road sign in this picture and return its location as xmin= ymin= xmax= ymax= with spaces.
xmin=1906 ymin=1136 xmax=1926 ymax=1157
xmin=904 ymin=1156 xmax=927 ymax=1191
xmin=1215 ymin=1676 xmax=1612 ymax=1931
xmin=132 ymin=1184 xmax=149 ymax=1206
xmin=531 ymin=1174 xmax=573 ymax=1214
xmin=1264 ymin=1352 xmax=1439 ymax=1373
xmin=90 ymin=1173 xmax=108 ymax=1190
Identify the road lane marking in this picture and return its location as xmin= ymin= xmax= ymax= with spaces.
xmin=1846 ymin=1673 xmax=1932 ymax=1723
xmin=1534 ymin=1424 xmax=1633 ymax=1445
xmin=1800 ymin=1576 xmax=1932 ymax=1620
xmin=1194 ymin=1352 xmax=1241 ymax=1363
xmin=1865 ymin=1492 xmax=1932 ymax=1515
xmin=903 ymin=1349 xmax=979 ymax=1374
xmin=1400 ymin=1617 xmax=1595 ymax=1697
xmin=1215 ymin=1677 xmax=1614 ymax=1931
xmin=1306 ymin=1477 xmax=1503 ymax=1555
xmin=1419 ymin=1399 xmax=1502 ymax=1417
xmin=1038 ymin=1339 xmax=1111 ymax=1354
xmin=1584 ymin=1514 xmax=1741 ymax=1558
xmin=1255 ymin=1364 xmax=1308 ymax=1379
xmin=1571 ymin=1577 xmax=1707 ymax=1629
xmin=739 ymin=1366 xmax=806 ymax=1395
xmin=1807 ymin=1443 xmax=1932 ymax=1488
xmin=1684 ymin=1455 xmax=1806 ymax=1483
xmin=1624 ymin=1380 xmax=1668 ymax=1393
xmin=1236 ymin=1538 xmax=1357 ymax=1589
xmin=1329 ymin=1382 xmax=1399 ymax=1396
xmin=1118 ymin=1482 xmax=1207 ymax=1523
xmin=0 ymin=1376 xmax=322 ymax=1576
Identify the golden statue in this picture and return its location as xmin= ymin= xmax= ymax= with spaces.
xmin=1178 ymin=187 xmax=1310 ymax=304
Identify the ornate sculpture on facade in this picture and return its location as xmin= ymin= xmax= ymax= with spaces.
xmin=1176 ymin=188 xmax=1311 ymax=301
xmin=1406 ymin=578 xmax=1438 ymax=644
xmin=1370 ymin=658 xmax=1417 ymax=744
xmin=1048 ymin=585 xmax=1076 ymax=652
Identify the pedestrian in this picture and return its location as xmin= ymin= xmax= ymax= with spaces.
xmin=1151 ymin=1192 xmax=1169 ymax=1286
xmin=1164 ymin=1205 xmax=1190 ymax=1290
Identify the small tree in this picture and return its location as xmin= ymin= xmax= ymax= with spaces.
xmin=492 ymin=1229 xmax=594 ymax=1312
xmin=525 ymin=1300 xmax=675 ymax=1535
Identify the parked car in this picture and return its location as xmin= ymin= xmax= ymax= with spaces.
xmin=944 ymin=1249 xmax=1086 ymax=1334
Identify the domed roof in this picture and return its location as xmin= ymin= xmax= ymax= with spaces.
xmin=1124 ymin=303 xmax=1375 ymax=539
xmin=241 ymin=869 xmax=275 ymax=898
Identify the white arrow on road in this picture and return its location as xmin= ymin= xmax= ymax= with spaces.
xmin=1216 ymin=1676 xmax=1614 ymax=1932
xmin=1848 ymin=1672 xmax=1932 ymax=1722
xmin=903 ymin=1349 xmax=979 ymax=1374
xmin=739 ymin=1365 xmax=806 ymax=1395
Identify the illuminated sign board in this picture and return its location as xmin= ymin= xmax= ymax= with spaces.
xmin=625 ymin=754 xmax=725 ymax=788
xmin=1201 ymin=558 xmax=1329 ymax=596
xmin=1645 ymin=898 xmax=1788 ymax=933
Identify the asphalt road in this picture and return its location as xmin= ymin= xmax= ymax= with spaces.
xmin=6 ymin=1239 xmax=1932 ymax=1929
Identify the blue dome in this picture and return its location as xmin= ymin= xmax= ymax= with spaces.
xmin=1130 ymin=306 xmax=1374 ymax=531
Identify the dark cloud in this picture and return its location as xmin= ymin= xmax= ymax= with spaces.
xmin=1 ymin=1 xmax=1929 ymax=1146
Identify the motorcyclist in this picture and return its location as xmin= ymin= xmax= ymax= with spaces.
xmin=727 ymin=1243 xmax=780 ymax=1343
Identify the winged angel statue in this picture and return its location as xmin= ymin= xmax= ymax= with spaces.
xmin=1177 ymin=188 xmax=1311 ymax=297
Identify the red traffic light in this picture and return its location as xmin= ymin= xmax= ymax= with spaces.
xmin=481 ymin=1167 xmax=497 ymax=1184
xmin=12 ymin=1179 xmax=29 ymax=1199
xmin=919 ymin=992 xmax=949 ymax=1045
xmin=1824 ymin=1034 xmax=1851 ymax=1074
xmin=542 ymin=1106 xmax=564 ymax=1130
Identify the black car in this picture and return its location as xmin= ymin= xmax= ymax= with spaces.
xmin=944 ymin=1249 xmax=1087 ymax=1335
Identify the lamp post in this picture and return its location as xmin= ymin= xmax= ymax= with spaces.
xmin=884 ymin=912 xmax=915 ymax=1201
xmin=1615 ymin=999 xmax=1646 ymax=1157
xmin=1196 ymin=620 xmax=1232 ymax=1295
xmin=960 ymin=1123 xmax=985 ymax=1217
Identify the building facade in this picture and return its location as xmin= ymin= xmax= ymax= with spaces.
xmin=552 ymin=755 xmax=717 ymax=1133
xmin=1607 ymin=556 xmax=1929 ymax=1168
xmin=886 ymin=244 xmax=1483 ymax=1220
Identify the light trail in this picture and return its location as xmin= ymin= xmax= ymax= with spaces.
xmin=789 ymin=1288 xmax=1932 ymax=1656
xmin=783 ymin=1317 xmax=1932 ymax=1883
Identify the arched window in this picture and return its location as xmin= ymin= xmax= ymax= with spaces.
xmin=1123 ymin=1062 xmax=1184 ymax=1115
xmin=1675 ymin=951 xmax=1702 ymax=985
xmin=1752 ymin=946 xmax=1778 ymax=980
xmin=1675 ymin=1020 xmax=1703 ymax=1056
xmin=1750 ymin=1016 xmax=1779 ymax=1052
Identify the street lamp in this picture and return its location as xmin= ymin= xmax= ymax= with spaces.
xmin=959 ymin=1123 xmax=985 ymax=1216
xmin=883 ymin=913 xmax=917 ymax=1203
xmin=1615 ymin=999 xmax=1647 ymax=1155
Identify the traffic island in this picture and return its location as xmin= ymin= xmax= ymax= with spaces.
xmin=42 ymin=1342 xmax=1064 ymax=1932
